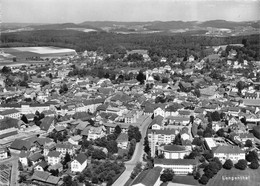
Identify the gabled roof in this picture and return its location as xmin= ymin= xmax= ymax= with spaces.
xmin=132 ymin=166 xmax=162 ymax=186
xmin=40 ymin=117 xmax=54 ymax=132
xmin=150 ymin=115 xmax=164 ymax=126
xmin=29 ymin=152 xmax=43 ymax=162
xmin=0 ymin=108 xmax=20 ymax=115
xmin=74 ymin=153 xmax=87 ymax=164
xmin=47 ymin=151 xmax=61 ymax=158
xmin=19 ymin=150 xmax=31 ymax=158
xmin=10 ymin=139 xmax=32 ymax=150
xmin=116 ymin=133 xmax=129 ymax=143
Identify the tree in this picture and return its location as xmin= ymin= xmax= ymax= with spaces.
xmin=50 ymin=169 xmax=59 ymax=176
xmin=128 ymin=125 xmax=142 ymax=142
xmin=106 ymin=140 xmax=118 ymax=154
xmin=193 ymin=171 xmax=201 ymax=180
xmin=252 ymin=126 xmax=260 ymax=139
xmin=128 ymin=139 xmax=136 ymax=159
xmin=223 ymin=159 xmax=233 ymax=170
xmin=136 ymin=71 xmax=146 ymax=84
xmin=245 ymin=139 xmax=253 ymax=148
xmin=246 ymin=151 xmax=258 ymax=162
xmin=144 ymin=136 xmax=151 ymax=155
xmin=192 ymin=137 xmax=203 ymax=146
xmin=92 ymin=149 xmax=106 ymax=160
xmin=235 ymin=159 xmax=247 ymax=170
xmin=249 ymin=160 xmax=259 ymax=169
xmin=63 ymin=152 xmax=71 ymax=166
xmin=18 ymin=160 xmax=23 ymax=171
xmin=18 ymin=174 xmax=26 ymax=183
xmin=114 ymin=125 xmax=122 ymax=136
xmin=211 ymin=111 xmax=220 ymax=121
xmin=1 ymin=66 xmax=11 ymax=74
xmin=162 ymin=77 xmax=169 ymax=84
xmin=160 ymin=169 xmax=174 ymax=182
xmin=59 ymin=83 xmax=69 ymax=94
xmin=199 ymin=174 xmax=209 ymax=185
xmin=20 ymin=115 xmax=28 ymax=124
xmin=216 ymin=128 xmax=225 ymax=137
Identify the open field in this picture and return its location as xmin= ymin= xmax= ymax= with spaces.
xmin=207 ymin=168 xmax=260 ymax=186
xmin=0 ymin=46 xmax=77 ymax=59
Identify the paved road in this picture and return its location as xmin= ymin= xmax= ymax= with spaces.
xmin=113 ymin=116 xmax=152 ymax=186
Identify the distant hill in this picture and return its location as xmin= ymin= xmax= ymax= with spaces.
xmin=197 ymin=20 xmax=260 ymax=29
xmin=30 ymin=23 xmax=99 ymax=31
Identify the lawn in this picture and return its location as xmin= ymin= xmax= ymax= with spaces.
xmin=207 ymin=168 xmax=260 ymax=186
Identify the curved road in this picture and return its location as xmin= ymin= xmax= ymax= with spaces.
xmin=113 ymin=116 xmax=152 ymax=186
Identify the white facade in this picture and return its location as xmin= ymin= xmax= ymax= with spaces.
xmin=71 ymin=159 xmax=87 ymax=172
xmin=47 ymin=156 xmax=61 ymax=165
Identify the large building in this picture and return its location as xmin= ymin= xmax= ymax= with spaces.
xmin=213 ymin=145 xmax=245 ymax=163
xmin=154 ymin=159 xmax=198 ymax=175
xmin=148 ymin=128 xmax=176 ymax=157
xmin=158 ymin=144 xmax=191 ymax=159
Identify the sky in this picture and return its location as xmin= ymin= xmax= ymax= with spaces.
xmin=1 ymin=0 xmax=260 ymax=23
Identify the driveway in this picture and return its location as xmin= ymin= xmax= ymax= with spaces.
xmin=113 ymin=116 xmax=152 ymax=186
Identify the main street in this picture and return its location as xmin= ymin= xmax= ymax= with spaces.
xmin=113 ymin=116 xmax=152 ymax=186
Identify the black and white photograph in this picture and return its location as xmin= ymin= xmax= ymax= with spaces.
xmin=0 ymin=0 xmax=260 ymax=186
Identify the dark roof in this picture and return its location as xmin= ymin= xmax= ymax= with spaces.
xmin=47 ymin=151 xmax=61 ymax=157
xmin=40 ymin=117 xmax=54 ymax=131
xmin=29 ymin=152 xmax=43 ymax=162
xmin=150 ymin=115 xmax=164 ymax=126
xmin=116 ymin=133 xmax=129 ymax=142
xmin=37 ymin=161 xmax=48 ymax=169
xmin=163 ymin=145 xmax=187 ymax=152
xmin=213 ymin=145 xmax=244 ymax=154
xmin=154 ymin=159 xmax=198 ymax=165
xmin=0 ymin=108 xmax=20 ymax=115
xmin=132 ymin=166 xmax=162 ymax=186
xmin=148 ymin=128 xmax=175 ymax=135
xmin=74 ymin=153 xmax=87 ymax=164
xmin=10 ymin=139 xmax=32 ymax=150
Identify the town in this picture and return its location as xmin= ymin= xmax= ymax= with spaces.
xmin=0 ymin=36 xmax=259 ymax=186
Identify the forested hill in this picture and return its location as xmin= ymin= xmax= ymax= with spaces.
xmin=1 ymin=30 xmax=259 ymax=55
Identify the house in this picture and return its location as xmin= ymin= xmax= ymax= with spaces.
xmin=29 ymin=152 xmax=43 ymax=165
xmin=150 ymin=115 xmax=164 ymax=130
xmin=34 ymin=161 xmax=48 ymax=171
xmin=124 ymin=110 xmax=138 ymax=123
xmin=213 ymin=145 xmax=245 ymax=163
xmin=132 ymin=166 xmax=162 ymax=186
xmin=87 ymin=126 xmax=106 ymax=141
xmin=154 ymin=105 xmax=166 ymax=117
xmin=0 ymin=109 xmax=20 ymax=119
xmin=47 ymin=151 xmax=62 ymax=165
xmin=68 ymin=135 xmax=82 ymax=145
xmin=43 ymin=142 xmax=56 ymax=156
xmin=158 ymin=145 xmax=191 ymax=159
xmin=116 ymin=133 xmax=129 ymax=149
xmin=71 ymin=153 xmax=88 ymax=172
xmin=56 ymin=143 xmax=75 ymax=156
xmin=40 ymin=117 xmax=55 ymax=133
xmin=10 ymin=139 xmax=33 ymax=151
xmin=154 ymin=158 xmax=198 ymax=175
xmin=48 ymin=162 xmax=63 ymax=172
xmin=0 ymin=147 xmax=8 ymax=160
xmin=31 ymin=171 xmax=60 ymax=186
xmin=19 ymin=150 xmax=30 ymax=166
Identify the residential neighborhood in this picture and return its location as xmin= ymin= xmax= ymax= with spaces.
xmin=0 ymin=40 xmax=260 ymax=186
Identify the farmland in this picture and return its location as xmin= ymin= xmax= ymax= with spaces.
xmin=207 ymin=168 xmax=260 ymax=186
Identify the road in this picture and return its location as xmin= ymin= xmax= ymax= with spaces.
xmin=113 ymin=116 xmax=152 ymax=186
xmin=0 ymin=151 xmax=19 ymax=186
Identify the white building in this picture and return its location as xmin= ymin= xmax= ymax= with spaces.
xmin=158 ymin=145 xmax=191 ymax=159
xmin=47 ymin=151 xmax=62 ymax=165
xmin=148 ymin=128 xmax=176 ymax=157
xmin=213 ymin=145 xmax=245 ymax=163
xmin=154 ymin=159 xmax=198 ymax=175
xmin=71 ymin=153 xmax=88 ymax=172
